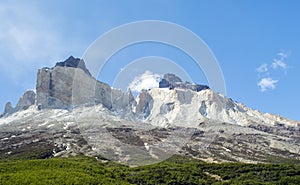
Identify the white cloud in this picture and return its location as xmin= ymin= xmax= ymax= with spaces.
xmin=277 ymin=52 xmax=288 ymax=58
xmin=271 ymin=51 xmax=289 ymax=70
xmin=257 ymin=78 xmax=278 ymax=92
xmin=128 ymin=71 xmax=161 ymax=93
xmin=271 ymin=59 xmax=287 ymax=70
xmin=0 ymin=3 xmax=61 ymax=60
xmin=256 ymin=63 xmax=268 ymax=73
xmin=256 ymin=51 xmax=289 ymax=92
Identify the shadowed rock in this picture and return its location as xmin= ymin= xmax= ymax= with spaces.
xmin=159 ymin=73 xmax=209 ymax=92
xmin=54 ymin=56 xmax=91 ymax=76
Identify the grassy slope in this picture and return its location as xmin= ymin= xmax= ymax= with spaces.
xmin=0 ymin=155 xmax=300 ymax=185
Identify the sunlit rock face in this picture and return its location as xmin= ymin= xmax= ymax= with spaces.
xmin=135 ymin=90 xmax=153 ymax=119
xmin=130 ymin=73 xmax=299 ymax=128
xmin=142 ymin=86 xmax=299 ymax=128
xmin=36 ymin=56 xmax=113 ymax=109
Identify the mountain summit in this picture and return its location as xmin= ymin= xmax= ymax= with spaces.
xmin=54 ymin=56 xmax=91 ymax=76
xmin=159 ymin=73 xmax=209 ymax=92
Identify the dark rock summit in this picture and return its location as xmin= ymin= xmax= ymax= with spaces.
xmin=54 ymin=56 xmax=91 ymax=76
xmin=159 ymin=73 xmax=209 ymax=92
xmin=163 ymin=73 xmax=182 ymax=84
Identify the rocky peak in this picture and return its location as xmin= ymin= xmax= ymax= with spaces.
xmin=159 ymin=73 xmax=209 ymax=92
xmin=1 ymin=90 xmax=36 ymax=116
xmin=54 ymin=56 xmax=91 ymax=76
xmin=15 ymin=90 xmax=36 ymax=111
xmin=163 ymin=73 xmax=182 ymax=84
xmin=4 ymin=102 xmax=14 ymax=114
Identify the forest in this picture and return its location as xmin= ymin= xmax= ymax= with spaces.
xmin=0 ymin=155 xmax=299 ymax=185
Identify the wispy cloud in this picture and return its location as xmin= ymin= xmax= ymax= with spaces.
xmin=277 ymin=52 xmax=288 ymax=58
xmin=256 ymin=63 xmax=268 ymax=73
xmin=0 ymin=1 xmax=81 ymax=85
xmin=271 ymin=52 xmax=289 ymax=70
xmin=271 ymin=59 xmax=287 ymax=70
xmin=256 ymin=51 xmax=290 ymax=92
xmin=257 ymin=78 xmax=278 ymax=92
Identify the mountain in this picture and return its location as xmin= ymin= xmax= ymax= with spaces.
xmin=0 ymin=56 xmax=299 ymax=166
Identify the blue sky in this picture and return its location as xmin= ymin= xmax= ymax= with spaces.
xmin=0 ymin=0 xmax=299 ymax=121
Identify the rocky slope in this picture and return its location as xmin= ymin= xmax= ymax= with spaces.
xmin=0 ymin=102 xmax=299 ymax=166
xmin=0 ymin=56 xmax=299 ymax=166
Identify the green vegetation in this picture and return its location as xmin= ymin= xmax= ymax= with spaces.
xmin=0 ymin=155 xmax=299 ymax=185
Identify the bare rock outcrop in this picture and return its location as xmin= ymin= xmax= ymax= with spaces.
xmin=36 ymin=56 xmax=113 ymax=109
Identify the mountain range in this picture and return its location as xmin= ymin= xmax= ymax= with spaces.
xmin=0 ymin=56 xmax=299 ymax=166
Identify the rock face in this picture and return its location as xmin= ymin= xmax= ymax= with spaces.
xmin=15 ymin=90 xmax=36 ymax=111
xmin=36 ymin=56 xmax=112 ymax=109
xmin=35 ymin=56 xmax=135 ymax=110
xmin=111 ymin=88 xmax=136 ymax=112
xmin=159 ymin=73 xmax=209 ymax=92
xmin=135 ymin=90 xmax=153 ymax=119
